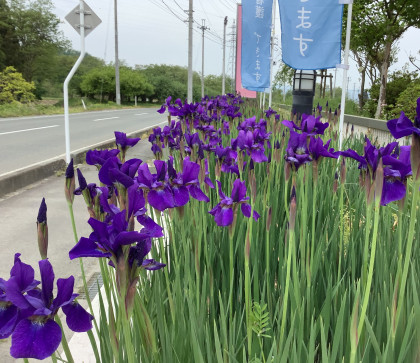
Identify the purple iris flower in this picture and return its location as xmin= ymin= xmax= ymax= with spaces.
xmin=340 ymin=137 xmax=404 ymax=204
xmin=86 ymin=149 xmax=120 ymax=168
xmin=381 ymin=145 xmax=412 ymax=205
xmin=0 ymin=254 xmax=39 ymax=340
xmin=341 ymin=138 xmax=397 ymax=175
xmin=215 ymin=145 xmax=238 ymax=164
xmin=128 ymin=238 xmax=166 ymax=271
xmin=308 ymin=137 xmax=339 ymax=161
xmin=237 ymin=116 xmax=257 ymax=131
xmin=234 ymin=130 xmax=268 ymax=163
xmin=167 ymin=157 xmax=209 ymax=206
xmin=115 ymin=131 xmax=140 ymax=149
xmin=75 ymin=168 xmax=87 ymax=193
xmin=69 ymin=209 xmax=163 ymax=262
xmin=265 ymin=108 xmax=277 ymax=118
xmin=2 ymin=256 xmax=92 ymax=360
xmin=101 ymin=157 xmax=142 ymax=188
xmin=137 ymin=161 xmax=175 ymax=211
xmin=115 ymin=131 xmax=140 ymax=162
xmin=387 ymin=98 xmax=420 ymax=139
xmin=387 ymin=97 xmax=420 ymax=181
xmin=285 ymin=131 xmax=312 ymax=170
xmin=209 ymin=179 xmax=260 ymax=227
xmin=157 ymin=96 xmax=172 ymax=114
xmin=282 ymin=114 xmax=329 ymax=135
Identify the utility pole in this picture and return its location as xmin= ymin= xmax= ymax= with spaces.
xmin=186 ymin=0 xmax=193 ymax=103
xmin=114 ymin=0 xmax=121 ymax=105
xmin=228 ymin=20 xmax=236 ymax=93
xmin=222 ymin=16 xmax=228 ymax=95
xmin=200 ymin=19 xmax=209 ymax=99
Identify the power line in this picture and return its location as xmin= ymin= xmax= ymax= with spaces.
xmin=173 ymin=0 xmax=184 ymax=12
xmin=147 ymin=0 xmax=185 ymax=23
xmin=161 ymin=0 xmax=187 ymax=22
xmin=148 ymin=0 xmax=223 ymax=47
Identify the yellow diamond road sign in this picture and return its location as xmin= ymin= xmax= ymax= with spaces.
xmin=65 ymin=1 xmax=101 ymax=37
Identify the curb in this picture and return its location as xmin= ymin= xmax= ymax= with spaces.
xmin=0 ymin=125 xmax=161 ymax=199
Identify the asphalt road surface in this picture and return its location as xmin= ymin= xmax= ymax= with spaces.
xmin=0 ymin=107 xmax=167 ymax=175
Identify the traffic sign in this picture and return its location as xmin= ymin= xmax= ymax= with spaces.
xmin=65 ymin=1 xmax=101 ymax=37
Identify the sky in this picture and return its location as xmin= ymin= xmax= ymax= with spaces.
xmin=53 ymin=0 xmax=420 ymax=99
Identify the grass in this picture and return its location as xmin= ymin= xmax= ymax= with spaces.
xmin=70 ymin=97 xmax=419 ymax=362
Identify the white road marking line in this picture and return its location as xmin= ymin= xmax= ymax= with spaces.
xmin=0 ymin=121 xmax=168 ymax=178
xmin=135 ymin=113 xmax=149 ymax=116
xmin=0 ymin=108 xmax=158 ymax=122
xmin=0 ymin=125 xmax=59 ymax=136
xmin=93 ymin=116 xmax=120 ymax=122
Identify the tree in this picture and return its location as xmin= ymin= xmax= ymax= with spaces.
xmin=80 ymin=66 xmax=116 ymax=101
xmin=139 ymin=64 xmax=214 ymax=102
xmin=365 ymin=67 xmax=418 ymax=118
xmin=350 ymin=0 xmax=420 ymax=119
xmin=6 ymin=0 xmax=68 ymax=83
xmin=0 ymin=66 xmax=35 ymax=104
xmin=408 ymin=50 xmax=420 ymax=72
xmin=120 ymin=67 xmax=154 ymax=102
xmin=80 ymin=65 xmax=154 ymax=102
xmin=273 ymin=63 xmax=294 ymax=102
xmin=0 ymin=0 xmax=19 ymax=70
xmin=388 ymin=80 xmax=420 ymax=120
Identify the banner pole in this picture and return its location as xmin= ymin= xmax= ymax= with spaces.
xmin=338 ymin=1 xmax=353 ymax=151
xmin=268 ymin=0 xmax=276 ymax=108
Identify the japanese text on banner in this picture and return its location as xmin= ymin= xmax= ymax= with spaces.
xmin=278 ymin=0 xmax=343 ymax=70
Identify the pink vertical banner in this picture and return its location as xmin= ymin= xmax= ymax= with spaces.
xmin=236 ymin=4 xmax=257 ymax=98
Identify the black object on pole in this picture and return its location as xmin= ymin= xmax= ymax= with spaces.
xmin=292 ymin=70 xmax=316 ymax=118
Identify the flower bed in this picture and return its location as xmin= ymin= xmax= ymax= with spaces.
xmin=1 ymin=94 xmax=419 ymax=362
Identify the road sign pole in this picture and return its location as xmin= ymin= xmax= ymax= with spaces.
xmin=64 ymin=0 xmax=86 ymax=163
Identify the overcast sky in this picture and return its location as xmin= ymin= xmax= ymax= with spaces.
xmin=53 ymin=0 xmax=420 ymax=98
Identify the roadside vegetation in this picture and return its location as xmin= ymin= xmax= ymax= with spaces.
xmin=0 ymin=0 xmax=419 ymax=120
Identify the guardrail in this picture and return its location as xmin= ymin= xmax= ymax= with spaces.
xmin=278 ymin=104 xmax=396 ymax=145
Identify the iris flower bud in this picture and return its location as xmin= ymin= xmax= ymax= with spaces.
xmin=65 ymin=159 xmax=75 ymax=204
xmin=36 ymin=198 xmax=48 ymax=259
xmin=289 ymin=186 xmax=297 ymax=230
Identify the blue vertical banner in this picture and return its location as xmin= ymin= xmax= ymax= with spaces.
xmin=278 ymin=0 xmax=343 ymax=70
xmin=241 ymin=0 xmax=273 ymax=91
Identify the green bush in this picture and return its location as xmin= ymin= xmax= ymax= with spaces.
xmin=388 ymin=81 xmax=420 ymax=120
xmin=0 ymin=66 xmax=35 ymax=104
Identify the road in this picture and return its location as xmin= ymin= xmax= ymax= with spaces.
xmin=0 ymin=107 xmax=167 ymax=175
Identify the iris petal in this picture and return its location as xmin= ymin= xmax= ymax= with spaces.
xmin=69 ymin=237 xmax=112 ymax=259
xmin=0 ymin=304 xmax=18 ymax=339
xmin=10 ymin=319 xmax=61 ymax=360
xmin=53 ymin=277 xmax=75 ymax=310
xmin=62 ymin=302 xmax=93 ymax=333
xmin=381 ymin=179 xmax=406 ymax=206
xmin=39 ymin=260 xmax=54 ymax=308
xmin=148 ymin=188 xmax=174 ymax=211
xmin=173 ymin=185 xmax=190 ymax=207
xmin=214 ymin=207 xmax=233 ymax=227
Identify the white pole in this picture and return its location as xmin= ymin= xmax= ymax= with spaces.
xmin=333 ymin=68 xmax=337 ymax=98
xmin=63 ymin=0 xmax=86 ymax=163
xmin=222 ymin=16 xmax=227 ymax=95
xmin=200 ymin=19 xmax=208 ymax=99
xmin=268 ymin=0 xmax=276 ymax=108
xmin=114 ymin=0 xmax=121 ymax=105
xmin=338 ymin=2 xmax=353 ymax=151
xmin=187 ymin=0 xmax=193 ymax=102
